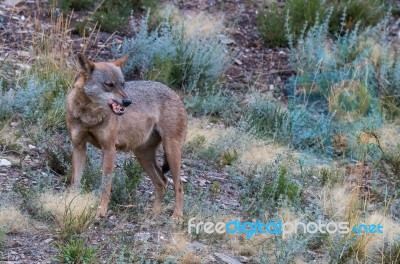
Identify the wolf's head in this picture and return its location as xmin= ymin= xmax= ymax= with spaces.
xmin=76 ymin=53 xmax=132 ymax=116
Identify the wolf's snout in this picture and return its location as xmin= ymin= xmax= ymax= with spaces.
xmin=122 ymin=99 xmax=132 ymax=107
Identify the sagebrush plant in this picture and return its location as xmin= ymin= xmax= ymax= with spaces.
xmin=184 ymin=87 xmax=240 ymax=125
xmin=244 ymin=91 xmax=333 ymax=150
xmin=287 ymin=8 xmax=397 ymax=115
xmin=114 ymin=11 xmax=230 ymax=91
xmin=0 ymin=76 xmax=66 ymax=128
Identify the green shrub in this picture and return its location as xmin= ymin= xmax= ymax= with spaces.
xmin=57 ymin=238 xmax=96 ymax=263
xmin=44 ymin=132 xmax=72 ymax=176
xmin=262 ymin=165 xmax=300 ymax=202
xmin=0 ymin=227 xmax=5 ymax=251
xmin=94 ymin=6 xmax=128 ymax=33
xmin=256 ymin=4 xmax=288 ymax=47
xmin=94 ymin=0 xmax=158 ymax=33
xmin=256 ymin=0 xmax=386 ymax=47
xmin=54 ymin=0 xmax=94 ymax=12
xmin=329 ymin=0 xmax=385 ymax=33
xmin=111 ymin=159 xmax=143 ymax=207
xmin=240 ymin=156 xmax=302 ymax=218
xmin=114 ymin=12 xmax=230 ymax=91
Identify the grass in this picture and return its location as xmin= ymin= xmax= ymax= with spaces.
xmin=0 ymin=227 xmax=5 ymax=251
xmin=0 ymin=206 xmax=29 ymax=233
xmin=56 ymin=238 xmax=96 ymax=263
xmin=39 ymin=190 xmax=97 ymax=241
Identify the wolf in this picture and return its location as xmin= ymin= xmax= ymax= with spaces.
xmin=66 ymin=53 xmax=187 ymax=219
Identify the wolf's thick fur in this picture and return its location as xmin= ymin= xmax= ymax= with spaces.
xmin=66 ymin=54 xmax=187 ymax=218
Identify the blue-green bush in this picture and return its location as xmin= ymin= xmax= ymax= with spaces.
xmin=114 ymin=12 xmax=230 ymax=91
xmin=0 ymin=76 xmax=66 ymax=128
xmin=184 ymin=87 xmax=240 ymax=125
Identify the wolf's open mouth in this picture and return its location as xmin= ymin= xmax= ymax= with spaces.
xmin=108 ymin=99 xmax=125 ymax=115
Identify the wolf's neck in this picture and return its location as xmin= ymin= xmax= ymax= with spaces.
xmin=71 ymin=87 xmax=110 ymax=127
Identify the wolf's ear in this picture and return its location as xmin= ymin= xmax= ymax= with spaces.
xmin=77 ymin=53 xmax=94 ymax=74
xmin=112 ymin=54 xmax=129 ymax=68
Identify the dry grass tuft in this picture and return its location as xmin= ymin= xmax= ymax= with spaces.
xmin=39 ymin=189 xmax=97 ymax=239
xmin=186 ymin=118 xmax=224 ymax=146
xmin=153 ymin=4 xmax=225 ymax=40
xmin=378 ymin=125 xmax=400 ymax=149
xmin=318 ymin=184 xmax=355 ymax=220
xmin=361 ymin=212 xmax=400 ymax=257
xmin=0 ymin=206 xmax=29 ymax=233
xmin=240 ymin=140 xmax=290 ymax=164
xmin=228 ymin=234 xmax=269 ymax=257
xmin=39 ymin=189 xmax=97 ymax=218
xmin=156 ymin=233 xmax=205 ymax=263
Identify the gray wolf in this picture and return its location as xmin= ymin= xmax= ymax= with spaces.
xmin=66 ymin=53 xmax=187 ymax=219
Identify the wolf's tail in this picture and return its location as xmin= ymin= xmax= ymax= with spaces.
xmin=162 ymin=152 xmax=170 ymax=173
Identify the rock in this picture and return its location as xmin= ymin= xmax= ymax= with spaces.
xmin=234 ymin=59 xmax=243 ymax=65
xmin=109 ymin=215 xmax=116 ymax=221
xmin=0 ymin=159 xmax=12 ymax=167
xmin=219 ymin=34 xmax=235 ymax=45
xmin=214 ymin=253 xmax=242 ymax=264
xmin=43 ymin=238 xmax=54 ymax=244
xmin=181 ymin=176 xmax=188 ymax=183
xmin=391 ymin=199 xmax=400 ymax=219
xmin=185 ymin=241 xmax=207 ymax=252
xmin=239 ymin=256 xmax=250 ymax=263
xmin=134 ymin=232 xmax=151 ymax=241
xmin=4 ymin=0 xmax=23 ymax=6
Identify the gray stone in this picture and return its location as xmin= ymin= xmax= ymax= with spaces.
xmin=214 ymin=253 xmax=242 ymax=264
xmin=0 ymin=159 xmax=12 ymax=167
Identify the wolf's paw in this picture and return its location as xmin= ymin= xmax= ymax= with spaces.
xmin=96 ymin=206 xmax=108 ymax=218
xmin=171 ymin=210 xmax=183 ymax=222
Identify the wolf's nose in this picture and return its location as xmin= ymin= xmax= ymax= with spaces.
xmin=122 ymin=99 xmax=132 ymax=107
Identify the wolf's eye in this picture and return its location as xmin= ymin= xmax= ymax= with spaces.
xmin=104 ymin=82 xmax=114 ymax=91
xmin=104 ymin=82 xmax=114 ymax=87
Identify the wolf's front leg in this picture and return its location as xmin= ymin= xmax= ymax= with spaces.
xmin=97 ymin=146 xmax=116 ymax=217
xmin=71 ymin=143 xmax=87 ymax=186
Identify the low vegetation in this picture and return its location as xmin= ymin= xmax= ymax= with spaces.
xmin=114 ymin=8 xmax=230 ymax=90
xmin=257 ymin=0 xmax=386 ymax=47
